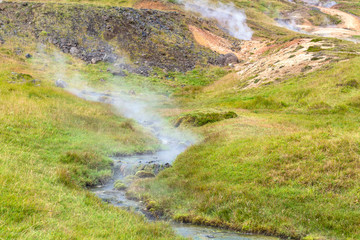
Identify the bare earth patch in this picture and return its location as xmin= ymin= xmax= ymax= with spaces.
xmin=134 ymin=0 xmax=177 ymax=11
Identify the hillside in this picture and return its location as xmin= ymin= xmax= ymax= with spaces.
xmin=1 ymin=0 xmax=360 ymax=239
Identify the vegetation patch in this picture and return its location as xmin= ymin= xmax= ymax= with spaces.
xmin=114 ymin=180 xmax=127 ymax=190
xmin=174 ymin=111 xmax=238 ymax=127
xmin=59 ymin=151 xmax=112 ymax=187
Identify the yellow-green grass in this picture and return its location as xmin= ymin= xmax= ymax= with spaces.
xmin=0 ymin=47 xmax=181 ymax=239
xmin=336 ymin=0 xmax=360 ymax=17
xmin=136 ymin=57 xmax=360 ymax=239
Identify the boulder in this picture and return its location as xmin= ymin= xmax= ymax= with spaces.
xmin=91 ymin=57 xmax=102 ymax=64
xmin=55 ymin=79 xmax=68 ymax=88
xmin=215 ymin=53 xmax=239 ymax=66
xmin=69 ymin=47 xmax=79 ymax=55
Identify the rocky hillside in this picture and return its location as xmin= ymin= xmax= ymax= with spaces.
xmin=0 ymin=2 xmax=239 ymax=72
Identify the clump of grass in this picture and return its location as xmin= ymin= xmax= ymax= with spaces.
xmin=59 ymin=151 xmax=113 ymax=187
xmin=114 ymin=180 xmax=127 ymax=190
xmin=174 ymin=111 xmax=238 ymax=127
xmin=237 ymin=96 xmax=287 ymax=110
xmin=307 ymin=46 xmax=323 ymax=52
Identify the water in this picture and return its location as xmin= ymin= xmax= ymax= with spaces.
xmin=70 ymin=88 xmax=277 ymax=240
xmin=91 ymin=154 xmax=277 ymax=240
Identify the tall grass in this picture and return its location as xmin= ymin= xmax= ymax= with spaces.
xmin=139 ymin=57 xmax=360 ymax=239
xmin=0 ymin=48 xmax=181 ymax=239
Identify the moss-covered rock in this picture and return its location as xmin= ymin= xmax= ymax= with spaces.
xmin=135 ymin=170 xmax=155 ymax=178
xmin=175 ymin=111 xmax=238 ymax=127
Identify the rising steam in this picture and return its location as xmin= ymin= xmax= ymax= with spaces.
xmin=180 ymin=0 xmax=253 ymax=40
xmin=36 ymin=47 xmax=197 ymax=163
xmin=294 ymin=0 xmax=337 ymax=8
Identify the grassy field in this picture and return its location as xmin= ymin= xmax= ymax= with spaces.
xmin=0 ymin=43 xmax=182 ymax=239
xmin=134 ymin=57 xmax=360 ymax=240
xmin=1 ymin=0 xmax=360 ymax=239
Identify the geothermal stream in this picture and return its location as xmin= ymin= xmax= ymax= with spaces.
xmin=68 ymin=88 xmax=276 ymax=240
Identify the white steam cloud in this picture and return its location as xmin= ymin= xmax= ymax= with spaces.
xmin=40 ymin=48 xmax=196 ymax=163
xmin=276 ymin=18 xmax=302 ymax=32
xmin=296 ymin=0 xmax=337 ymax=8
xmin=180 ymin=0 xmax=253 ymax=40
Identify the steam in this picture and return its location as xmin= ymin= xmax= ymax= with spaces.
xmin=180 ymin=0 xmax=253 ymax=40
xmin=36 ymin=47 xmax=196 ymax=163
xmin=71 ymin=88 xmax=196 ymax=162
xmin=276 ymin=18 xmax=302 ymax=32
xmin=298 ymin=0 xmax=337 ymax=8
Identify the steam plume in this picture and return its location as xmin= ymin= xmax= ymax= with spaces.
xmin=35 ymin=47 xmax=197 ymax=163
xmin=298 ymin=0 xmax=337 ymax=8
xmin=180 ymin=0 xmax=253 ymax=40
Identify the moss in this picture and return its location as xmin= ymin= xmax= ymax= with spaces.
xmin=307 ymin=46 xmax=323 ymax=52
xmin=114 ymin=180 xmax=127 ymax=190
xmin=175 ymin=111 xmax=238 ymax=127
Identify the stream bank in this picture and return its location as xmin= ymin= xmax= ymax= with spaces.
xmin=67 ymin=89 xmax=278 ymax=240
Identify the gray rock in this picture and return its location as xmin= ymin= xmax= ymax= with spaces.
xmin=103 ymin=54 xmax=117 ymax=63
xmin=69 ymin=47 xmax=79 ymax=55
xmin=216 ymin=53 xmax=239 ymax=66
xmin=109 ymin=69 xmax=127 ymax=77
xmin=25 ymin=53 xmax=32 ymax=58
xmin=91 ymin=57 xmax=102 ymax=64
xmin=55 ymin=79 xmax=68 ymax=88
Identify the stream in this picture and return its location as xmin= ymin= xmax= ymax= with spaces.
xmin=68 ymin=88 xmax=277 ymax=240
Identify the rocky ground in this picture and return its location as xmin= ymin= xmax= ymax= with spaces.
xmin=0 ymin=1 xmax=240 ymax=73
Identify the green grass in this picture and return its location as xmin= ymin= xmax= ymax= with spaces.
xmin=135 ymin=57 xmax=360 ymax=240
xmin=0 ymin=47 xmax=181 ymax=239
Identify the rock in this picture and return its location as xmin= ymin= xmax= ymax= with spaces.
xmin=215 ymin=53 xmax=239 ymax=66
xmin=69 ymin=47 xmax=79 ymax=55
xmin=91 ymin=57 xmax=102 ymax=64
xmin=132 ymin=66 xmax=151 ymax=77
xmin=25 ymin=53 xmax=32 ymax=58
xmin=55 ymin=79 xmax=68 ymax=88
xmin=135 ymin=170 xmax=155 ymax=178
xmin=110 ymin=69 xmax=127 ymax=77
xmin=103 ymin=53 xmax=117 ymax=63
xmin=98 ymin=96 xmax=112 ymax=104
